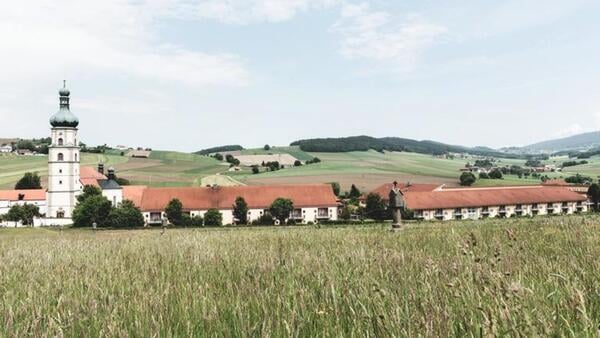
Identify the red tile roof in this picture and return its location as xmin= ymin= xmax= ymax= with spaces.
xmin=122 ymin=185 xmax=147 ymax=206
xmin=0 ymin=189 xmax=46 ymax=201
xmin=400 ymin=186 xmax=586 ymax=210
xmin=128 ymin=184 xmax=338 ymax=212
xmin=79 ymin=166 xmax=106 ymax=187
xmin=80 ymin=166 xmax=107 ymax=180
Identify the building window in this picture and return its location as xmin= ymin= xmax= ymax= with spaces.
xmin=57 ymin=153 xmax=64 ymax=161
xmin=74 ymin=154 xmax=78 ymax=161
xmin=317 ymin=208 xmax=329 ymax=218
xmin=58 ymin=138 xmax=64 ymax=145
xmin=59 ymin=180 xmax=62 ymax=184
xmin=59 ymin=169 xmax=62 ymax=173
xmin=57 ymin=211 xmax=65 ymax=218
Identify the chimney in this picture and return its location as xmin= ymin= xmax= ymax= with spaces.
xmin=107 ymin=167 xmax=116 ymax=180
xmin=97 ymin=163 xmax=104 ymax=175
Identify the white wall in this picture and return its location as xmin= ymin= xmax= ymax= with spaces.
xmin=102 ymin=189 xmax=123 ymax=207
xmin=142 ymin=206 xmax=338 ymax=225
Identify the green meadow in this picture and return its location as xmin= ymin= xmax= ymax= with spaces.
xmin=0 ymin=151 xmax=225 ymax=189
xmin=2 ymin=149 xmax=597 ymax=191
xmin=1 ymin=216 xmax=600 ymax=336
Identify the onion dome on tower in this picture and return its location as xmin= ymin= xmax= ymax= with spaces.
xmin=50 ymin=80 xmax=79 ymax=128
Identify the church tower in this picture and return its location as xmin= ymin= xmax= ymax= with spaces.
xmin=47 ymin=81 xmax=80 ymax=219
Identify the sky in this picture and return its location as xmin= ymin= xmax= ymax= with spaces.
xmin=1 ymin=0 xmax=599 ymax=151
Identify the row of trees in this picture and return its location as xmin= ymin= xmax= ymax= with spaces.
xmin=163 ymin=196 xmax=296 ymax=226
xmin=0 ymin=204 xmax=40 ymax=226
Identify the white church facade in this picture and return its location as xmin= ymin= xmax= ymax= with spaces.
xmin=0 ymin=83 xmax=124 ymax=227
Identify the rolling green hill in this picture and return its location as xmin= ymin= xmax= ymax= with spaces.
xmin=290 ymin=135 xmax=521 ymax=158
xmin=522 ymin=131 xmax=600 ymax=153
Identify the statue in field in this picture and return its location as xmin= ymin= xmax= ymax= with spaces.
xmin=389 ymin=181 xmax=405 ymax=229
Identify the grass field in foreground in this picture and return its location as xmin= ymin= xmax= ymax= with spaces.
xmin=1 ymin=216 xmax=599 ymax=336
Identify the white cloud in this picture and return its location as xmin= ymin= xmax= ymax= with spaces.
xmin=331 ymin=3 xmax=446 ymax=70
xmin=555 ymin=123 xmax=585 ymax=138
xmin=173 ymin=0 xmax=339 ymax=24
xmin=0 ymin=0 xmax=249 ymax=88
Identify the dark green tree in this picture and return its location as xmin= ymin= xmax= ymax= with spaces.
xmin=213 ymin=153 xmax=224 ymax=161
xmin=587 ymin=183 xmax=600 ymax=211
xmin=365 ymin=193 xmax=387 ymax=221
xmin=294 ymin=160 xmax=302 ymax=167
xmin=107 ymin=200 xmax=145 ymax=227
xmin=459 ymin=172 xmax=476 ymax=186
xmin=5 ymin=206 xmax=23 ymax=226
xmin=329 ymin=182 xmax=341 ymax=196
xmin=264 ymin=144 xmax=271 ymax=151
xmin=233 ymin=196 xmax=249 ymax=224
xmin=77 ymin=185 xmax=103 ymax=203
xmin=20 ymin=204 xmax=40 ymax=225
xmin=349 ymin=184 xmax=361 ymax=199
xmin=72 ymin=195 xmax=112 ymax=227
xmin=269 ymin=198 xmax=294 ymax=224
xmin=165 ymin=198 xmax=184 ymax=225
xmin=251 ymin=165 xmax=260 ymax=174
xmin=116 ymin=177 xmax=130 ymax=186
xmin=489 ymin=168 xmax=503 ymax=179
xmin=479 ymin=172 xmax=489 ymax=179
xmin=15 ymin=172 xmax=42 ymax=189
xmin=204 ymin=208 xmax=223 ymax=226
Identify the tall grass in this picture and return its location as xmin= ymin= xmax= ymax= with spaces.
xmin=1 ymin=216 xmax=600 ymax=336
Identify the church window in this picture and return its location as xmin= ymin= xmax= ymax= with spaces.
xmin=58 ymin=138 xmax=63 ymax=145
xmin=59 ymin=169 xmax=62 ymax=173
xmin=57 ymin=153 xmax=64 ymax=161
xmin=75 ymin=154 xmax=78 ymax=161
xmin=59 ymin=180 xmax=62 ymax=185
xmin=57 ymin=211 xmax=65 ymax=218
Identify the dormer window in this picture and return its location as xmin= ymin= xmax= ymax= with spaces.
xmin=57 ymin=153 xmax=64 ymax=161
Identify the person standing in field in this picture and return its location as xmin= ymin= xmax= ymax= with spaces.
xmin=161 ymin=216 xmax=167 ymax=235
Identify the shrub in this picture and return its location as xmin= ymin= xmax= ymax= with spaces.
xmin=269 ymin=198 xmax=294 ymax=224
xmin=15 ymin=172 xmax=42 ymax=190
xmin=72 ymin=195 xmax=112 ymax=227
xmin=489 ymin=169 xmax=503 ymax=179
xmin=107 ymin=200 xmax=144 ymax=228
xmin=253 ymin=213 xmax=274 ymax=226
xmin=232 ymin=197 xmax=249 ymax=224
xmin=204 ymin=209 xmax=223 ymax=226
xmin=251 ymin=166 xmax=260 ymax=174
xmin=165 ymin=199 xmax=183 ymax=225
xmin=459 ymin=172 xmax=476 ymax=186
xmin=479 ymin=172 xmax=489 ymax=179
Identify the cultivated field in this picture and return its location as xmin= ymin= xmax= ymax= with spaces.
xmin=237 ymin=151 xmax=564 ymax=192
xmin=2 ymin=149 xmax=595 ymax=192
xmin=1 ymin=216 xmax=599 ymax=336
xmin=0 ymin=151 xmax=225 ymax=189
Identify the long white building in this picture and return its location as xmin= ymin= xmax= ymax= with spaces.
xmin=372 ymin=183 xmax=588 ymax=221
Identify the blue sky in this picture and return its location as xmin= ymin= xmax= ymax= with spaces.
xmin=1 ymin=0 xmax=599 ymax=151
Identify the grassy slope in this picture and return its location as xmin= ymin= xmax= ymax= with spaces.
xmin=234 ymin=150 xmax=557 ymax=186
xmin=1 ymin=216 xmax=599 ymax=336
xmin=239 ymin=146 xmax=314 ymax=161
xmin=0 ymin=151 xmax=225 ymax=189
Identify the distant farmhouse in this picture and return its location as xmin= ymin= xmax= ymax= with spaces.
xmin=0 ymin=144 xmax=12 ymax=153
